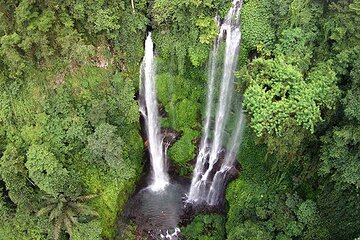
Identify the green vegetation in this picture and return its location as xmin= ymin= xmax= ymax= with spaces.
xmin=226 ymin=129 xmax=327 ymax=239
xmin=226 ymin=0 xmax=360 ymax=239
xmin=182 ymin=214 xmax=226 ymax=240
xmin=0 ymin=0 xmax=359 ymax=239
xmin=239 ymin=0 xmax=275 ymax=65
xmin=152 ymin=0 xmax=229 ymax=72
xmin=36 ymin=194 xmax=99 ymax=240
xmin=157 ymin=71 xmax=204 ymax=174
xmin=0 ymin=65 xmax=144 ymax=239
xmin=0 ymin=0 xmax=148 ymax=238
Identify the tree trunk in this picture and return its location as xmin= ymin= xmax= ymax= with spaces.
xmin=131 ymin=0 xmax=135 ymax=13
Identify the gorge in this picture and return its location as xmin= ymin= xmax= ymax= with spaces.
xmin=129 ymin=0 xmax=246 ymax=238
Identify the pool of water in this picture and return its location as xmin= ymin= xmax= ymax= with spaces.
xmin=124 ymin=182 xmax=187 ymax=239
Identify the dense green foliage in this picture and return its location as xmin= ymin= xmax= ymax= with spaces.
xmin=181 ymin=214 xmax=226 ymax=240
xmin=0 ymin=1 xmax=146 ymax=237
xmin=0 ymin=66 xmax=144 ymax=239
xmin=226 ymin=129 xmax=327 ymax=239
xmin=226 ymin=0 xmax=360 ymax=239
xmin=151 ymin=0 xmax=229 ymax=72
xmin=238 ymin=0 xmax=274 ymax=64
xmin=157 ymin=70 xmax=204 ymax=174
xmin=0 ymin=0 xmax=359 ymax=239
xmin=36 ymin=194 xmax=99 ymax=240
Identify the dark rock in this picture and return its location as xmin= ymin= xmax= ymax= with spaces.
xmin=161 ymin=128 xmax=181 ymax=148
xmin=227 ymin=166 xmax=240 ymax=180
xmin=158 ymin=104 xmax=168 ymax=118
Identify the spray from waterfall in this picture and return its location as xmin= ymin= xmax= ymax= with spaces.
xmin=139 ymin=33 xmax=169 ymax=192
xmin=188 ymin=0 xmax=245 ymax=205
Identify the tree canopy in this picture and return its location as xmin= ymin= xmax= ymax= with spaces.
xmin=0 ymin=0 xmax=359 ymax=239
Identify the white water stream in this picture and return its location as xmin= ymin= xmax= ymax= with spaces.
xmin=139 ymin=33 xmax=169 ymax=192
xmin=188 ymin=0 xmax=245 ymax=205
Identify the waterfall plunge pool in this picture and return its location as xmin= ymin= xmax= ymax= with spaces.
xmin=121 ymin=180 xmax=188 ymax=239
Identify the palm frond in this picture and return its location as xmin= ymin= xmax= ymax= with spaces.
xmin=68 ymin=202 xmax=87 ymax=213
xmin=68 ymin=202 xmax=99 ymax=217
xmin=53 ymin=217 xmax=62 ymax=240
xmin=36 ymin=204 xmax=56 ymax=217
xmin=86 ymin=209 xmax=100 ymax=217
xmin=41 ymin=195 xmax=59 ymax=204
xmin=84 ymin=209 xmax=100 ymax=217
xmin=49 ymin=202 xmax=62 ymax=222
xmin=73 ymin=194 xmax=98 ymax=202
xmin=66 ymin=209 xmax=78 ymax=224
xmin=38 ymin=193 xmax=99 ymax=239
xmin=63 ymin=216 xmax=73 ymax=238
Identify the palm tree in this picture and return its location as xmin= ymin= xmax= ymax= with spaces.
xmin=37 ymin=193 xmax=98 ymax=240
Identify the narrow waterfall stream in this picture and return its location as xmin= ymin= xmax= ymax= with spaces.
xmin=188 ymin=0 xmax=245 ymax=205
xmin=139 ymin=33 xmax=169 ymax=191
xmin=123 ymin=32 xmax=185 ymax=240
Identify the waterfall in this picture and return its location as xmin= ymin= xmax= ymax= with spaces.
xmin=207 ymin=107 xmax=246 ymax=205
xmin=139 ymin=33 xmax=169 ymax=192
xmin=187 ymin=41 xmax=220 ymax=201
xmin=188 ymin=0 xmax=244 ymax=204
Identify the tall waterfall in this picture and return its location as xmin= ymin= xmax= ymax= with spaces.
xmin=206 ymin=106 xmax=245 ymax=205
xmin=188 ymin=0 xmax=245 ymax=204
xmin=139 ymin=33 xmax=169 ymax=192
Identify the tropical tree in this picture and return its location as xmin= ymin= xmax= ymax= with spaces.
xmin=240 ymin=57 xmax=339 ymax=158
xmin=26 ymin=144 xmax=81 ymax=196
xmin=37 ymin=193 xmax=98 ymax=240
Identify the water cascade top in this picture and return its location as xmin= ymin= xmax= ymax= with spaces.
xmin=188 ymin=0 xmax=245 ymax=205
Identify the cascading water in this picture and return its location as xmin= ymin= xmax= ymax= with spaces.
xmin=207 ymin=106 xmax=246 ymax=205
xmin=139 ymin=32 xmax=169 ymax=192
xmin=188 ymin=40 xmax=220 ymax=201
xmin=125 ymin=3 xmax=245 ymax=238
xmin=129 ymin=32 xmax=183 ymax=240
xmin=188 ymin=0 xmax=245 ymax=205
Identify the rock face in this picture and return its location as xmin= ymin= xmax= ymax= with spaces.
xmin=143 ymin=127 xmax=181 ymax=150
xmin=228 ymin=162 xmax=241 ymax=180
xmin=181 ymin=144 xmax=242 ymax=222
xmin=162 ymin=128 xmax=181 ymax=148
